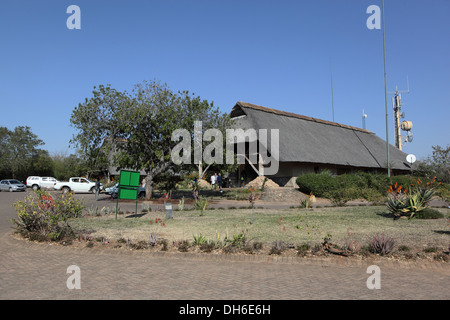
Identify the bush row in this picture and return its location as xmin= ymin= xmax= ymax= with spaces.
xmin=296 ymin=171 xmax=447 ymax=204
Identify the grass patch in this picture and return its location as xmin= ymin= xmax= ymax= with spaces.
xmin=69 ymin=206 xmax=450 ymax=250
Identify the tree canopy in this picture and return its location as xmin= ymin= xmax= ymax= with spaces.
xmin=0 ymin=126 xmax=48 ymax=181
xmin=70 ymin=80 xmax=232 ymax=199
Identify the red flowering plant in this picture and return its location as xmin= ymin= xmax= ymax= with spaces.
xmin=386 ymin=178 xmax=438 ymax=219
xmin=248 ymin=185 xmax=258 ymax=206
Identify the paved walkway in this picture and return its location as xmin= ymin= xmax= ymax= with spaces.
xmin=0 ymin=191 xmax=449 ymax=301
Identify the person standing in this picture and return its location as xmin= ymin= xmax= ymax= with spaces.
xmin=192 ymin=177 xmax=199 ymax=201
xmin=210 ymin=173 xmax=216 ymax=190
xmin=217 ymin=173 xmax=223 ymax=193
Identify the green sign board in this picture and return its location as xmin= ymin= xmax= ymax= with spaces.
xmin=118 ymin=170 xmax=140 ymax=200
xmin=119 ymin=170 xmax=140 ymax=188
xmin=116 ymin=170 xmax=141 ymax=219
xmin=118 ymin=187 xmax=138 ymax=200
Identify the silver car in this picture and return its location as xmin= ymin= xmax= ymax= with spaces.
xmin=0 ymin=179 xmax=26 ymax=192
xmin=106 ymin=183 xmax=146 ymax=199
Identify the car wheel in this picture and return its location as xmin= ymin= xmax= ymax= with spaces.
xmin=9 ymin=187 xmax=13 ymax=192
xmin=32 ymin=185 xmax=39 ymax=191
xmin=62 ymin=187 xmax=70 ymax=194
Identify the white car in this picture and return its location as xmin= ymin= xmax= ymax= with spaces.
xmin=26 ymin=176 xmax=59 ymax=191
xmin=54 ymin=177 xmax=103 ymax=194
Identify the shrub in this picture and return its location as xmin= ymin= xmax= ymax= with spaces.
xmin=296 ymin=243 xmax=311 ymax=256
xmin=176 ymin=240 xmax=190 ymax=252
xmin=200 ymin=242 xmax=215 ymax=253
xmin=368 ymin=233 xmax=395 ymax=255
xmin=160 ymin=239 xmax=168 ymax=251
xmin=243 ymin=240 xmax=264 ymax=254
xmin=335 ymin=174 xmax=367 ymax=189
xmin=357 ymin=172 xmax=391 ymax=195
xmin=341 ymin=230 xmax=362 ymax=254
xmin=324 ymin=187 xmax=359 ymax=206
xmin=296 ymin=171 xmax=337 ymax=197
xmin=11 ymin=191 xmax=85 ymax=241
xmin=269 ymin=240 xmax=286 ymax=255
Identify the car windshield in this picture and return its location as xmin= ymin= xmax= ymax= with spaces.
xmin=10 ymin=180 xmax=22 ymax=184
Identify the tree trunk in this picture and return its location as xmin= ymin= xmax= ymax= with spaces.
xmin=145 ymin=175 xmax=154 ymax=200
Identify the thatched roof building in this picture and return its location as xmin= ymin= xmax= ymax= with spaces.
xmin=230 ymin=101 xmax=413 ymax=186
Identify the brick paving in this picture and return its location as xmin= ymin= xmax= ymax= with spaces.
xmin=0 ymin=191 xmax=449 ymax=300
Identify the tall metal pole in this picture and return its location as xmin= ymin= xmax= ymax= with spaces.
xmin=330 ymin=62 xmax=335 ymax=122
xmin=382 ymin=0 xmax=390 ymax=177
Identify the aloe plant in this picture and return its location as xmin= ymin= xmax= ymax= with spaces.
xmin=407 ymin=194 xmax=427 ymax=219
xmin=194 ymin=198 xmax=209 ymax=216
xmin=193 ymin=233 xmax=208 ymax=246
xmin=386 ymin=186 xmax=435 ymax=219
xmin=386 ymin=194 xmax=408 ymax=214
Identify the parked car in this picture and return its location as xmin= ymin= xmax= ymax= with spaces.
xmin=53 ymin=177 xmax=103 ymax=194
xmin=0 ymin=179 xmax=26 ymax=192
xmin=26 ymin=176 xmax=60 ymax=191
xmin=106 ymin=183 xmax=146 ymax=199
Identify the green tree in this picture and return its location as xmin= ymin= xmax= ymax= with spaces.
xmin=52 ymin=152 xmax=88 ymax=181
xmin=29 ymin=149 xmax=54 ymax=177
xmin=415 ymin=145 xmax=450 ymax=183
xmin=0 ymin=126 xmax=44 ymax=180
xmin=70 ymin=80 xmax=230 ymax=199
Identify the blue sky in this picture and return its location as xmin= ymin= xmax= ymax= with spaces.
xmin=1 ymin=0 xmax=449 ymax=160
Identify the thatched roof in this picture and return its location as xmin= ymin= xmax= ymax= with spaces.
xmin=230 ymin=101 xmax=412 ymax=171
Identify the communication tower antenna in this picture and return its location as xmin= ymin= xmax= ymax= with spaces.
xmin=362 ymin=109 xmax=367 ymax=129
xmin=389 ymin=76 xmax=412 ymax=150
xmin=330 ymin=62 xmax=335 ymax=122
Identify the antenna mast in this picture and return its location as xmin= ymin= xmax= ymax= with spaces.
xmin=362 ymin=109 xmax=367 ymax=129
xmin=330 ymin=62 xmax=335 ymax=122
xmin=389 ymin=77 xmax=412 ymax=150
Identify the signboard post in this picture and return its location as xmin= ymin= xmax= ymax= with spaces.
xmin=116 ymin=170 xmax=140 ymax=219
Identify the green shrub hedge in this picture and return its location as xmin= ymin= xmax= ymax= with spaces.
xmin=296 ymin=172 xmax=444 ymax=202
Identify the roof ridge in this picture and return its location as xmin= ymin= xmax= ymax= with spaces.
xmin=235 ymin=101 xmax=373 ymax=134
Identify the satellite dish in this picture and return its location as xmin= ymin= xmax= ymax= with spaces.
xmin=401 ymin=121 xmax=413 ymax=131
xmin=407 ymin=132 xmax=413 ymax=142
xmin=406 ymin=154 xmax=416 ymax=164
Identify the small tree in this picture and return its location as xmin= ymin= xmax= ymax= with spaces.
xmin=415 ymin=145 xmax=449 ymax=183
